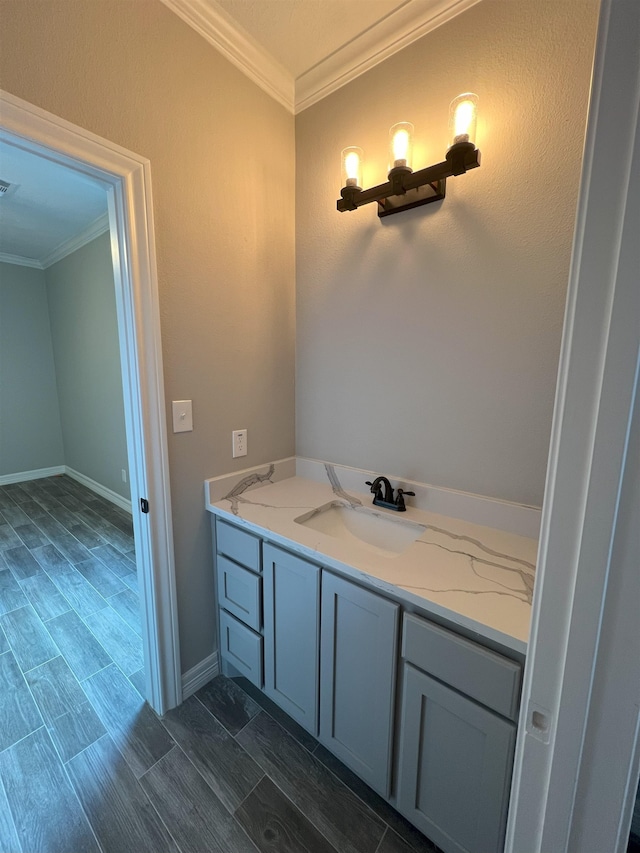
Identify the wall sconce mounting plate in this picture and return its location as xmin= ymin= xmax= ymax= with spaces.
xmin=378 ymin=177 xmax=446 ymax=217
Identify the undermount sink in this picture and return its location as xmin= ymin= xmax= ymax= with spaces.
xmin=294 ymin=501 xmax=425 ymax=555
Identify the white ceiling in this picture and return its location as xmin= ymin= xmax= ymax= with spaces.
xmin=0 ymin=0 xmax=476 ymax=266
xmin=0 ymin=139 xmax=109 ymax=269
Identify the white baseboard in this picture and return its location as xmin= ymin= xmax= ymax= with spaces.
xmin=0 ymin=466 xmax=65 ymax=486
xmin=181 ymin=651 xmax=220 ymax=699
xmin=65 ymin=467 xmax=132 ymax=514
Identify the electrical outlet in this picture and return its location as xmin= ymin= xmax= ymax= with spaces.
xmin=232 ymin=429 xmax=247 ymax=458
xmin=121 ymin=469 xmax=127 ymax=484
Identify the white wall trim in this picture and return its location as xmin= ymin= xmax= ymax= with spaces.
xmin=181 ymin=651 xmax=219 ymax=699
xmin=41 ymin=212 xmax=109 ymax=269
xmin=0 ymin=252 xmax=44 ymax=269
xmin=295 ymin=0 xmax=482 ymax=113
xmin=1 ymin=464 xmax=133 ymax=514
xmin=159 ymin=0 xmax=294 ymax=112
xmin=0 ymin=466 xmax=65 ymax=485
xmin=0 ymin=89 xmax=182 ymax=716
xmin=160 ymin=0 xmax=480 ymax=114
xmin=506 ymin=1 xmax=640 ymax=850
xmin=65 ymin=467 xmax=132 ymax=514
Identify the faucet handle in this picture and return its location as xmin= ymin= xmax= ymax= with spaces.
xmin=395 ymin=488 xmax=415 ymax=511
xmin=365 ymin=479 xmax=385 ymax=502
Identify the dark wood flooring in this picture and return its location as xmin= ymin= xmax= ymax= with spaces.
xmin=0 ymin=475 xmax=439 ymax=853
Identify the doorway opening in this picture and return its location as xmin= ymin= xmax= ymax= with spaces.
xmin=0 ymin=89 xmax=181 ymax=715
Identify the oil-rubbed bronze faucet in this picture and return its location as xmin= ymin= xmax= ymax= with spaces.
xmin=365 ymin=477 xmax=415 ymax=512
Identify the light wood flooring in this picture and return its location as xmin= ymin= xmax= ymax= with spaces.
xmin=0 ymin=475 xmax=440 ymax=853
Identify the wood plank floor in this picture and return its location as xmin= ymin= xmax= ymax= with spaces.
xmin=0 ymin=475 xmax=441 ymax=853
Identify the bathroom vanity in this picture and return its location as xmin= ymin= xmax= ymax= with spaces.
xmin=205 ymin=462 xmax=537 ymax=853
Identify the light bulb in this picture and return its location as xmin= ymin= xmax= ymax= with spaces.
xmin=393 ymin=130 xmax=410 ymax=162
xmin=389 ymin=122 xmax=414 ymax=171
xmin=448 ymin=93 xmax=478 ymax=147
xmin=341 ymin=146 xmax=363 ymax=189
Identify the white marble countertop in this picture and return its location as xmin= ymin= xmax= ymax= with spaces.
xmin=205 ymin=466 xmax=538 ymax=656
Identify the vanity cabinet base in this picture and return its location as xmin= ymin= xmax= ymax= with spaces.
xmin=213 ymin=516 xmax=521 ymax=853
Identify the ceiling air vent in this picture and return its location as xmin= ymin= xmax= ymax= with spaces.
xmin=0 ymin=180 xmax=11 ymax=196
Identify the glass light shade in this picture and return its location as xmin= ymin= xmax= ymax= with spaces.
xmin=448 ymin=93 xmax=478 ymax=147
xmin=389 ymin=122 xmax=414 ymax=171
xmin=341 ymin=147 xmax=363 ymax=189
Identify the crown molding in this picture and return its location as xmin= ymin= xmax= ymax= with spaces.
xmin=295 ymin=0 xmax=483 ymax=113
xmin=0 ymin=252 xmax=44 ymax=269
xmin=41 ymin=212 xmax=109 ymax=269
xmin=160 ymin=0 xmax=481 ymax=115
xmin=159 ymin=0 xmax=294 ymax=112
xmin=0 ymin=212 xmax=109 ymax=270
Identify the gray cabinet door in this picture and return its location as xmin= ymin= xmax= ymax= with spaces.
xmin=263 ymin=543 xmax=320 ymax=734
xmin=319 ymin=572 xmax=399 ymax=797
xmin=396 ymin=664 xmax=516 ymax=853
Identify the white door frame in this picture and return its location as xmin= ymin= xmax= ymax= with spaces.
xmin=0 ymin=90 xmax=182 ymax=715
xmin=506 ymin=0 xmax=640 ymax=850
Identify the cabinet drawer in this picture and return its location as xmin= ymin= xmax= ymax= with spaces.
xmin=219 ymin=610 xmax=263 ymax=688
xmin=216 ymin=519 xmax=261 ymax=573
xmin=217 ymin=555 xmax=261 ymax=631
xmin=402 ymin=613 xmax=521 ymax=720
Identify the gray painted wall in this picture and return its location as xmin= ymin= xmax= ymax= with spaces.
xmin=1 ymin=1 xmax=296 ymax=671
xmin=295 ymin=0 xmax=599 ymax=508
xmin=0 ymin=261 xmax=64 ymax=475
xmin=46 ymin=232 xmax=129 ymax=500
xmin=1 ymin=0 xmax=595 ymax=671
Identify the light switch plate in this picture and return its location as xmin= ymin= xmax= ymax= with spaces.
xmin=172 ymin=400 xmax=193 ymax=433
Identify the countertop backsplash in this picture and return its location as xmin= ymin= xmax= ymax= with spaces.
xmin=205 ymin=456 xmax=541 ymax=539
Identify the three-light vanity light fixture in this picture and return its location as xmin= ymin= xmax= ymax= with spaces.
xmin=337 ymin=93 xmax=480 ymax=218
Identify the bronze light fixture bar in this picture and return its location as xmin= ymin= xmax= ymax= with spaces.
xmin=337 ymin=93 xmax=481 ymax=219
